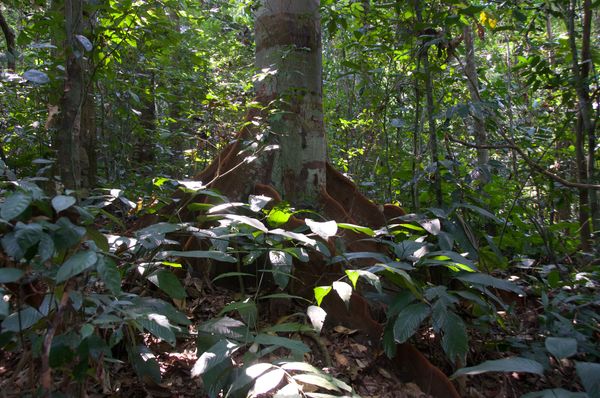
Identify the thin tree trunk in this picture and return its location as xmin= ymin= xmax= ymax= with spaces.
xmin=581 ymin=0 xmax=599 ymax=243
xmin=463 ymin=24 xmax=488 ymax=166
xmin=0 ymin=9 xmax=16 ymax=71
xmin=412 ymin=63 xmax=422 ymax=211
xmin=57 ymin=0 xmax=84 ymax=190
xmin=567 ymin=0 xmax=594 ymax=250
xmin=415 ymin=0 xmax=442 ymax=206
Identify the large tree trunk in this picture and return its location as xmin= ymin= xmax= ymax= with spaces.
xmin=254 ymin=0 xmax=326 ymax=205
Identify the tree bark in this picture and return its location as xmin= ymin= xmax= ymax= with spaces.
xmin=254 ymin=0 xmax=326 ymax=206
xmin=57 ymin=0 xmax=85 ymax=190
xmin=463 ymin=24 xmax=488 ymax=167
xmin=566 ymin=0 xmax=595 ymax=250
xmin=415 ymin=0 xmax=442 ymax=206
xmin=0 ymin=9 xmax=16 ymax=71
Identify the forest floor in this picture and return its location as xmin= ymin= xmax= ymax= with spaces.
xmin=0 ymin=275 xmax=565 ymax=398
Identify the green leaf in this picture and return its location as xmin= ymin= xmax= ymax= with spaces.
xmin=136 ymin=222 xmax=181 ymax=238
xmin=393 ymin=302 xmax=431 ymax=344
xmin=454 ymin=203 xmax=504 ymax=224
xmin=96 ymin=257 xmax=122 ymax=295
xmin=2 ymin=233 xmax=24 ymax=260
xmin=15 ymin=222 xmax=43 ymax=250
xmin=219 ymin=299 xmax=257 ymax=329
xmin=336 ymin=223 xmax=375 ymax=236
xmin=451 ymin=357 xmax=544 ymax=378
xmin=269 ymin=250 xmax=292 ymax=289
xmin=262 ymin=323 xmax=315 ymax=333
xmin=224 ymin=214 xmax=268 ymax=232
xmin=1 ymin=192 xmax=31 ymax=220
xmin=545 ymin=337 xmax=577 ymax=360
xmin=306 ymin=219 xmax=338 ymax=240
xmin=441 ymin=311 xmax=468 ymax=363
xmin=307 ymin=305 xmax=327 ymax=333
xmin=456 ymin=272 xmax=524 ymax=295
xmin=330 ymin=251 xmax=391 ymax=264
xmin=345 ymin=270 xmax=359 ymax=289
xmin=521 ymin=389 xmax=588 ymax=398
xmin=147 ymin=270 xmax=186 ymax=299
xmin=129 ymin=345 xmax=161 ymax=384
xmin=332 ymin=281 xmax=352 ymax=307
xmin=267 ymin=208 xmax=292 ymax=226
xmin=314 ymin=286 xmax=332 ymax=306
xmin=273 ymin=383 xmax=301 ymax=398
xmin=86 ymin=227 xmax=109 ymax=252
xmin=137 ymin=314 xmax=177 ymax=346
xmin=192 ymin=339 xmax=238 ymax=377
xmin=254 ymin=334 xmax=310 ymax=354
xmin=23 ymin=69 xmax=50 ymax=84
xmin=575 ymin=361 xmax=600 ymax=397
xmin=2 ymin=307 xmax=44 ymax=332
xmin=56 ymin=251 xmax=98 ymax=283
xmin=51 ymin=195 xmax=76 ymax=213
xmin=167 ymin=250 xmax=237 ymax=263
xmin=37 ymin=233 xmax=55 ymax=262
xmin=356 ymin=270 xmax=382 ymax=293
xmin=0 ymin=268 xmax=24 ymax=283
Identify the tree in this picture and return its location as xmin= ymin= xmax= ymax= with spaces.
xmin=0 ymin=9 xmax=16 ymax=71
xmin=197 ymin=0 xmax=396 ymax=229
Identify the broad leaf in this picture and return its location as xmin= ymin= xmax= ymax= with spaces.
xmin=191 ymin=339 xmax=238 ymax=377
xmin=137 ymin=313 xmax=177 ymax=346
xmin=56 ymin=250 xmax=98 ymax=283
xmin=23 ymin=69 xmax=50 ymax=84
xmin=451 ymin=357 xmax=544 ymax=378
xmin=51 ymin=195 xmax=76 ymax=213
xmin=545 ymin=337 xmax=577 ymax=360
xmin=96 ymin=257 xmax=122 ymax=295
xmin=307 ymin=305 xmax=327 ymax=333
xmin=456 ymin=272 xmax=524 ymax=294
xmin=2 ymin=306 xmax=44 ymax=332
xmin=168 ymin=250 xmax=236 ymax=263
xmin=521 ymin=389 xmax=587 ymax=398
xmin=251 ymin=368 xmax=286 ymax=396
xmin=254 ymin=334 xmax=310 ymax=354
xmin=1 ymin=192 xmax=31 ymax=220
xmin=147 ymin=270 xmax=187 ymax=299
xmin=0 ymin=268 xmax=24 ymax=283
xmin=575 ymin=361 xmax=600 ymax=397
xmin=75 ymin=34 xmax=93 ymax=51
xmin=332 ymin=281 xmax=352 ymax=307
xmin=393 ymin=302 xmax=431 ymax=344
xmin=269 ymin=250 xmax=292 ymax=289
xmin=306 ymin=219 xmax=338 ymax=240
xmin=223 ymin=214 xmax=268 ymax=232
xmin=336 ymin=223 xmax=375 ymax=236
xmin=313 ymin=286 xmax=332 ymax=306
xmin=441 ymin=311 xmax=468 ymax=363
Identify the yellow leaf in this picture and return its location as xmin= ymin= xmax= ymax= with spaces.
xmin=479 ymin=11 xmax=487 ymax=24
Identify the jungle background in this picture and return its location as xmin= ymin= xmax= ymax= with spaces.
xmin=0 ymin=0 xmax=599 ymax=397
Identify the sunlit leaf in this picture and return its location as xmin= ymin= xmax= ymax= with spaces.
xmin=307 ymin=305 xmax=327 ymax=333
xmin=306 ymin=219 xmax=337 ymax=240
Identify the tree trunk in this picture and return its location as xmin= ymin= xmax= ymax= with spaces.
xmin=57 ymin=0 xmax=84 ymax=190
xmin=463 ymin=24 xmax=488 ymax=167
xmin=566 ymin=0 xmax=595 ymax=250
xmin=0 ymin=9 xmax=16 ymax=71
xmin=415 ymin=0 xmax=442 ymax=206
xmin=254 ymin=0 xmax=326 ymax=206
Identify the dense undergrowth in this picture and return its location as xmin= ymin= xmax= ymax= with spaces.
xmin=0 ymin=166 xmax=599 ymax=397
